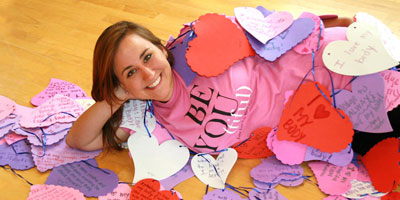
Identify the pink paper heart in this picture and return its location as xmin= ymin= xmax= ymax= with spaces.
xmin=0 ymin=95 xmax=16 ymax=121
xmin=308 ymin=161 xmax=358 ymax=195
xmin=27 ymin=184 xmax=85 ymax=200
xmin=31 ymin=138 xmax=101 ymax=172
xmin=99 ymin=183 xmax=131 ymax=200
xmin=31 ymin=78 xmax=87 ymax=107
xmin=0 ymin=113 xmax=18 ymax=138
xmin=293 ymin=12 xmax=325 ymax=54
xmin=13 ymin=122 xmax=72 ymax=146
xmin=267 ymin=128 xmax=306 ymax=165
xmin=380 ymin=70 xmax=400 ymax=111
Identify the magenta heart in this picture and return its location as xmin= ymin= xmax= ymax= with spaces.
xmin=336 ymin=74 xmax=392 ymax=133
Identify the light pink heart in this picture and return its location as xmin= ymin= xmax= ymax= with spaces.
xmin=0 ymin=95 xmax=16 ymax=121
xmin=380 ymin=70 xmax=400 ymax=111
xmin=267 ymin=128 xmax=306 ymax=165
xmin=98 ymin=183 xmax=131 ymax=200
xmin=27 ymin=184 xmax=85 ymax=200
xmin=294 ymin=12 xmax=325 ymax=54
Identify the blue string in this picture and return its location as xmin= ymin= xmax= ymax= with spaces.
xmin=225 ymin=183 xmax=249 ymax=197
xmin=143 ymin=100 xmax=153 ymax=138
xmin=156 ymin=121 xmax=175 ymax=140
xmin=41 ymin=112 xmax=76 ymax=122
xmin=0 ymin=122 xmax=15 ymax=129
xmin=232 ymin=132 xmax=255 ymax=148
xmin=165 ymin=30 xmax=192 ymax=49
xmin=1 ymin=166 xmax=33 ymax=185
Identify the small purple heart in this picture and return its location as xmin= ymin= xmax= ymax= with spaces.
xmin=160 ymin=160 xmax=194 ymax=190
xmin=336 ymin=74 xmax=392 ymax=133
xmin=248 ymin=188 xmax=288 ymax=200
xmin=0 ymin=139 xmax=35 ymax=170
xmin=45 ymin=158 xmax=119 ymax=197
xmin=256 ymin=6 xmax=273 ymax=17
xmin=171 ymin=32 xmax=197 ymax=86
xmin=202 ymin=189 xmax=243 ymax=200
xmin=247 ymin=18 xmax=315 ymax=61
xmin=304 ymin=145 xmax=353 ymax=166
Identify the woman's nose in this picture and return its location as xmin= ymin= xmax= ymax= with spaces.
xmin=141 ymin=66 xmax=156 ymax=80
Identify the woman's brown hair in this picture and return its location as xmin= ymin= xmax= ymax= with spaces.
xmin=92 ymin=21 xmax=174 ymax=150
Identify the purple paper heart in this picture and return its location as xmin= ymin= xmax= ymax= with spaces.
xmin=250 ymin=156 xmax=304 ymax=186
xmin=171 ymin=32 xmax=197 ymax=86
xmin=336 ymin=74 xmax=392 ymax=133
xmin=0 ymin=139 xmax=35 ymax=170
xmin=304 ymin=145 xmax=353 ymax=166
xmin=202 ymin=189 xmax=243 ymax=200
xmin=248 ymin=188 xmax=288 ymax=200
xmin=246 ymin=18 xmax=314 ymax=61
xmin=256 ymin=6 xmax=274 ymax=17
xmin=45 ymin=158 xmax=119 ymax=197
xmin=253 ymin=179 xmax=278 ymax=189
xmin=160 ymin=160 xmax=194 ymax=190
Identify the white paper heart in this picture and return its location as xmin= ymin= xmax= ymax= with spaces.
xmin=234 ymin=7 xmax=293 ymax=44
xmin=121 ymin=100 xmax=156 ymax=135
xmin=127 ymin=133 xmax=189 ymax=183
xmin=322 ymin=22 xmax=398 ymax=76
xmin=342 ymin=179 xmax=387 ymax=199
xmin=191 ymin=148 xmax=238 ymax=189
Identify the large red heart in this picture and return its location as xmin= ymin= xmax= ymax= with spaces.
xmin=129 ymin=178 xmax=179 ymax=200
xmin=362 ymin=138 xmax=400 ymax=193
xmin=277 ymin=81 xmax=354 ymax=153
xmin=186 ymin=13 xmax=255 ymax=77
xmin=233 ymin=127 xmax=274 ymax=159
xmin=382 ymin=192 xmax=400 ymax=200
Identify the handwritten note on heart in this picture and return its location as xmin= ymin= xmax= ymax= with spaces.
xmin=46 ymin=158 xmax=119 ymax=197
xmin=233 ymin=127 xmax=274 ymax=159
xmin=186 ymin=13 xmax=255 ymax=77
xmin=129 ymin=178 xmax=180 ymax=200
xmin=27 ymin=184 xmax=85 ymax=200
xmin=322 ymin=22 xmax=398 ymax=76
xmin=304 ymin=145 xmax=353 ymax=166
xmin=13 ymin=122 xmax=72 ymax=146
xmin=0 ymin=95 xmax=16 ymax=121
xmin=0 ymin=139 xmax=35 ymax=170
xmin=4 ymin=132 xmax=27 ymax=145
xmin=380 ymin=70 xmax=400 ymax=111
xmin=98 ymin=183 xmax=131 ymax=200
xmin=294 ymin=12 xmax=325 ymax=54
xmin=191 ymin=148 xmax=238 ymax=189
xmin=0 ymin=113 xmax=18 ymax=138
xmin=343 ymin=179 xmax=387 ymax=199
xmin=120 ymin=100 xmax=155 ymax=135
xmin=30 ymin=78 xmax=87 ymax=107
xmin=234 ymin=7 xmax=293 ymax=44
xmin=127 ymin=133 xmax=189 ymax=183
xmin=277 ymin=82 xmax=354 ymax=153
xmin=203 ymin=189 xmax=243 ymax=200
xmin=248 ymin=188 xmax=288 ymax=200
xmin=267 ymin=128 xmax=306 ymax=165
xmin=336 ymin=74 xmax=392 ymax=133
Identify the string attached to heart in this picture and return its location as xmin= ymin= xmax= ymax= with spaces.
xmin=41 ymin=111 xmax=77 ymax=122
xmin=82 ymin=160 xmax=111 ymax=175
xmin=143 ymin=100 xmax=154 ymax=138
xmin=1 ymin=165 xmax=33 ymax=186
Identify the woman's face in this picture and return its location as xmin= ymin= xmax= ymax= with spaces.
xmin=113 ymin=33 xmax=174 ymax=102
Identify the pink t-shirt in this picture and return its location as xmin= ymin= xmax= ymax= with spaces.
xmin=153 ymin=27 xmax=353 ymax=153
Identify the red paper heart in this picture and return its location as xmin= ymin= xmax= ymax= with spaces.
xmin=277 ymin=82 xmax=354 ymax=153
xmin=186 ymin=13 xmax=255 ymax=77
xmin=129 ymin=178 xmax=179 ymax=200
xmin=362 ymin=138 xmax=400 ymax=193
xmin=233 ymin=127 xmax=274 ymax=159
xmin=382 ymin=192 xmax=400 ymax=200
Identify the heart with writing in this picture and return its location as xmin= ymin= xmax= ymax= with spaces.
xmin=361 ymin=137 xmax=400 ymax=193
xmin=336 ymin=73 xmax=392 ymax=133
xmin=98 ymin=183 xmax=131 ymax=200
xmin=13 ymin=122 xmax=72 ymax=146
xmin=4 ymin=132 xmax=27 ymax=145
xmin=380 ymin=70 xmax=400 ymax=111
xmin=127 ymin=133 xmax=189 ymax=183
xmin=382 ymin=192 xmax=400 ymax=200
xmin=30 ymin=78 xmax=87 ymax=107
xmin=191 ymin=148 xmax=238 ymax=189
xmin=234 ymin=7 xmax=293 ymax=44
xmin=304 ymin=145 xmax=353 ymax=167
xmin=294 ymin=12 xmax=325 ymax=54
xmin=46 ymin=158 xmax=119 ymax=197
xmin=0 ymin=139 xmax=35 ymax=170
xmin=253 ymin=179 xmax=278 ymax=190
xmin=186 ymin=13 xmax=255 ymax=77
xmin=322 ymin=22 xmax=398 ymax=76
xmin=277 ymin=81 xmax=354 ymax=153
xmin=27 ymin=184 xmax=85 ymax=200
xmin=129 ymin=178 xmax=180 ymax=200
xmin=267 ymin=128 xmax=306 ymax=165
xmin=203 ymin=189 xmax=244 ymax=200
xmin=120 ymin=100 xmax=156 ymax=135
xmin=0 ymin=95 xmax=16 ymax=121
xmin=342 ymin=179 xmax=387 ymax=199
xmin=308 ymin=161 xmax=358 ymax=195
xmin=0 ymin=113 xmax=18 ymax=138
xmin=248 ymin=188 xmax=288 ymax=200
xmin=233 ymin=127 xmax=274 ymax=159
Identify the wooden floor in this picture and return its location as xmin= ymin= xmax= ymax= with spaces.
xmin=0 ymin=0 xmax=399 ymax=199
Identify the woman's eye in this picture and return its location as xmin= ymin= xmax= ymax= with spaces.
xmin=144 ymin=54 xmax=152 ymax=63
xmin=127 ymin=69 xmax=137 ymax=77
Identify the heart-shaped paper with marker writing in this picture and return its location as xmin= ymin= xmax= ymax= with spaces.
xmin=46 ymin=159 xmax=119 ymax=197
xmin=186 ymin=13 xmax=255 ymax=77
xmin=233 ymin=127 xmax=274 ymax=159
xmin=13 ymin=122 xmax=72 ymax=146
xmin=191 ymin=148 xmax=238 ymax=189
xmin=362 ymin=137 xmax=400 ymax=193
xmin=98 ymin=183 xmax=131 ymax=200
xmin=234 ymin=7 xmax=293 ymax=44
xmin=342 ymin=179 xmax=387 ymax=199
xmin=0 ymin=139 xmax=35 ymax=170
xmin=127 ymin=133 xmax=189 ymax=183
xmin=0 ymin=113 xmax=18 ymax=138
xmin=308 ymin=161 xmax=358 ymax=195
xmin=248 ymin=188 xmax=288 ymax=200
xmin=120 ymin=100 xmax=156 ymax=135
xmin=336 ymin=73 xmax=392 ymax=133
xmin=27 ymin=184 xmax=85 ymax=200
xmin=304 ymin=145 xmax=353 ymax=167
xmin=380 ymin=70 xmax=400 ymax=111
xmin=247 ymin=17 xmax=315 ymax=61
xmin=31 ymin=138 xmax=101 ymax=172
xmin=0 ymin=95 xmax=16 ymax=121
xmin=294 ymin=12 xmax=325 ymax=54
xmin=203 ymin=189 xmax=244 ymax=200
xmin=30 ymin=78 xmax=87 ymax=107
xmin=277 ymin=81 xmax=354 ymax=153
xmin=322 ymin=22 xmax=398 ymax=76
xmin=382 ymin=192 xmax=400 ymax=200
xmin=129 ymin=178 xmax=180 ymax=200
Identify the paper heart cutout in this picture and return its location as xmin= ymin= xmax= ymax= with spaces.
xmin=27 ymin=184 xmax=85 ymax=200
xmin=382 ymin=192 xmax=400 ymax=200
xmin=323 ymin=196 xmax=348 ymax=200
xmin=308 ymin=161 xmax=358 ymax=195
xmin=361 ymin=137 xmax=400 ymax=193
xmin=170 ymin=32 xmax=197 ymax=86
xmin=203 ymin=189 xmax=244 ymax=200
xmin=0 ymin=113 xmax=18 ymax=138
xmin=355 ymin=12 xmax=400 ymax=62
xmin=267 ymin=128 xmax=306 ymax=165
xmin=381 ymin=70 xmax=400 ymax=111
xmin=322 ymin=22 xmax=398 ymax=76
xmin=13 ymin=122 xmax=72 ymax=146
xmin=248 ymin=188 xmax=288 ymax=200
xmin=191 ymin=148 xmax=238 ymax=189
xmin=0 ymin=139 xmax=35 ymax=170
xmin=120 ymin=100 xmax=156 ymax=135
xmin=31 ymin=138 xmax=101 ymax=172
xmin=294 ymin=12 xmax=325 ymax=54
xmin=336 ymin=73 xmax=392 ymax=133
xmin=247 ymin=17 xmax=315 ymax=61
xmin=277 ymin=81 xmax=354 ymax=153
xmin=4 ymin=132 xmax=27 ymax=145
xmin=45 ymin=159 xmax=119 ymax=197
xmin=127 ymin=133 xmax=189 ymax=183
xmin=343 ymin=179 xmax=387 ymax=199
xmin=250 ymin=156 xmax=304 ymax=186
xmin=129 ymin=178 xmax=180 ymax=200
xmin=98 ymin=183 xmax=131 ymax=200
xmin=304 ymin=145 xmax=353 ymax=166
xmin=160 ymin=161 xmax=194 ymax=190
xmin=234 ymin=7 xmax=293 ymax=44
xmin=252 ymin=179 xmax=278 ymax=189
xmin=19 ymin=94 xmax=85 ymax=128
xmin=0 ymin=95 xmax=16 ymax=121
xmin=233 ymin=127 xmax=274 ymax=159
xmin=186 ymin=13 xmax=255 ymax=77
